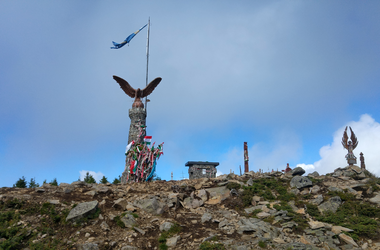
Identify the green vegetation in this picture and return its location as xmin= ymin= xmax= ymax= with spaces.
xmin=13 ymin=176 xmax=27 ymax=188
xmin=158 ymin=223 xmax=182 ymax=250
xmin=258 ymin=240 xmax=267 ymax=248
xmin=49 ymin=178 xmax=58 ymax=186
xmin=99 ymin=175 xmax=108 ymax=184
xmin=241 ymin=178 xmax=295 ymax=207
xmin=112 ymin=175 xmax=121 ymax=184
xmin=84 ymin=172 xmax=96 ymax=184
xmin=315 ymin=192 xmax=380 ymax=240
xmin=226 ymin=182 xmax=241 ymax=190
xmin=28 ymin=177 xmax=39 ymax=188
xmin=199 ymin=241 xmax=226 ymax=250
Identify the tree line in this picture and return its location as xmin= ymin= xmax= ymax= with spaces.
xmin=12 ymin=172 xmax=161 ymax=188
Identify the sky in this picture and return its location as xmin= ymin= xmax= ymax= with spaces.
xmin=1 ymin=1 xmax=380 ymax=187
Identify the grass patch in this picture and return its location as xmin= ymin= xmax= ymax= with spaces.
xmin=258 ymin=240 xmax=267 ymax=248
xmin=199 ymin=241 xmax=226 ymax=250
xmin=315 ymin=199 xmax=380 ymax=240
xmin=158 ymin=223 xmax=182 ymax=250
xmin=226 ymin=182 xmax=241 ymax=190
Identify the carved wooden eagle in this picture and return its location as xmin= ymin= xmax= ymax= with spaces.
xmin=113 ymin=75 xmax=162 ymax=108
xmin=342 ymin=126 xmax=358 ymax=150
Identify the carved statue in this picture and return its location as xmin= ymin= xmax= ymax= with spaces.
xmin=113 ymin=75 xmax=162 ymax=108
xmin=341 ymin=126 xmax=358 ymax=165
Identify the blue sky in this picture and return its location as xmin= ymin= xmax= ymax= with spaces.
xmin=1 ymin=1 xmax=380 ymax=187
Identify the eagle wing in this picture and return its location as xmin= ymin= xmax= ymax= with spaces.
xmin=113 ymin=75 xmax=136 ymax=98
xmin=141 ymin=77 xmax=162 ymax=98
xmin=349 ymin=126 xmax=358 ymax=149
xmin=342 ymin=126 xmax=348 ymax=149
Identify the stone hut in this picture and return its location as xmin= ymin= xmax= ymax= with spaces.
xmin=185 ymin=161 xmax=219 ymax=179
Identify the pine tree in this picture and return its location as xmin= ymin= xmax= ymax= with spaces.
xmin=29 ymin=177 xmax=39 ymax=188
xmin=84 ymin=172 xmax=96 ymax=184
xmin=112 ymin=177 xmax=120 ymax=184
xmin=50 ymin=178 xmax=58 ymax=186
xmin=100 ymin=176 xmax=108 ymax=184
xmin=14 ymin=176 xmax=27 ymax=188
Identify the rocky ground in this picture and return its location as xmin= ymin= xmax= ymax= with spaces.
xmin=1 ymin=165 xmax=380 ymax=250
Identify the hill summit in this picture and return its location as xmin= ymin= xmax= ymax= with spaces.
xmin=1 ymin=166 xmax=380 ymax=250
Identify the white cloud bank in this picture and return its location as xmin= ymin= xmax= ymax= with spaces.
xmin=217 ymin=114 xmax=380 ymax=177
xmin=311 ymin=114 xmax=380 ymax=176
xmin=79 ymin=170 xmax=105 ymax=183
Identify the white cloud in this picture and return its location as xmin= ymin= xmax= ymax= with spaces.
xmin=313 ymin=114 xmax=380 ymax=176
xmin=79 ymin=170 xmax=105 ymax=183
xmin=296 ymin=163 xmax=315 ymax=171
xmin=218 ymin=129 xmax=302 ymax=175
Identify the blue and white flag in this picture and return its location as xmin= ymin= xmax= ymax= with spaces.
xmin=111 ymin=24 xmax=147 ymax=49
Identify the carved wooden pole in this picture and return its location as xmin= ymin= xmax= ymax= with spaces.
xmin=244 ymin=142 xmax=249 ymax=173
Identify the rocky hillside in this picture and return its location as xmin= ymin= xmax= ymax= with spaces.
xmin=1 ymin=165 xmax=380 ymax=250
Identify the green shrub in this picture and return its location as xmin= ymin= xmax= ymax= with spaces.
xmin=49 ymin=178 xmax=58 ymax=186
xmin=84 ymin=172 xmax=96 ymax=184
xmin=258 ymin=240 xmax=267 ymax=248
xmin=100 ymin=176 xmax=108 ymax=184
xmin=226 ymin=182 xmax=241 ymax=190
xmin=28 ymin=177 xmax=39 ymax=188
xmin=199 ymin=241 xmax=226 ymax=250
xmin=13 ymin=176 xmax=27 ymax=188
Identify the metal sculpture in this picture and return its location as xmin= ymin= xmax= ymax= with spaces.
xmin=113 ymin=75 xmax=162 ymax=108
xmin=342 ymin=126 xmax=358 ymax=165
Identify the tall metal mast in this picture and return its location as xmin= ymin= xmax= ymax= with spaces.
xmin=145 ymin=18 xmax=150 ymax=113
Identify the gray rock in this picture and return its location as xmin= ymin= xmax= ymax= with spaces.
xmin=113 ymin=198 xmax=129 ymax=210
xmin=183 ymin=197 xmax=204 ymax=209
xmin=201 ymin=212 xmax=212 ymax=223
xmin=290 ymin=176 xmax=313 ymax=189
xmin=291 ymin=167 xmax=305 ymax=176
xmin=237 ymin=218 xmax=279 ymax=238
xmin=308 ymin=171 xmax=320 ymax=177
xmin=328 ymin=186 xmax=343 ymax=192
xmin=318 ymin=196 xmax=342 ymax=213
xmin=133 ymin=226 xmax=145 ymax=235
xmin=71 ymin=181 xmax=86 ymax=186
xmin=100 ymin=221 xmax=110 ymax=231
xmin=310 ymin=195 xmax=324 ymax=205
xmin=120 ymin=246 xmax=138 ymax=250
xmin=66 ymin=201 xmax=98 ymax=222
xmin=120 ymin=214 xmax=136 ymax=228
xmin=247 ymin=178 xmax=253 ymax=186
xmin=369 ymin=193 xmax=380 ymax=205
xmin=310 ymin=185 xmax=321 ymax=194
xmin=133 ymin=197 xmax=165 ymax=215
xmin=78 ymin=243 xmax=99 ymax=250
xmin=160 ymin=222 xmax=174 ymax=231
xmin=284 ymin=242 xmax=320 ymax=250
xmin=166 ymin=235 xmax=180 ymax=247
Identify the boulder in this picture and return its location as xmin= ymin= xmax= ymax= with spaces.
xmin=66 ymin=201 xmax=98 ymax=222
xmin=205 ymin=186 xmax=230 ymax=204
xmin=308 ymin=171 xmax=320 ymax=177
xmin=160 ymin=222 xmax=174 ymax=232
xmin=290 ymin=176 xmax=313 ymax=189
xmin=247 ymin=178 xmax=253 ymax=186
xmin=369 ymin=193 xmax=380 ymax=205
xmin=318 ymin=196 xmax=342 ymax=213
xmin=113 ymin=198 xmax=129 ymax=210
xmin=291 ymin=167 xmax=305 ymax=176
xmin=120 ymin=214 xmax=136 ymax=228
xmin=166 ymin=235 xmax=180 ymax=247
xmin=338 ymin=233 xmax=358 ymax=247
xmin=78 ymin=243 xmax=99 ymax=250
xmin=133 ymin=197 xmax=166 ymax=215
xmin=201 ymin=212 xmax=212 ymax=223
xmin=310 ymin=195 xmax=324 ymax=205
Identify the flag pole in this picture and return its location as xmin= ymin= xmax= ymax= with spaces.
xmin=145 ymin=18 xmax=150 ymax=113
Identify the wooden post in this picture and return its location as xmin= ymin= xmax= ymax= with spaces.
xmin=244 ymin=142 xmax=249 ymax=173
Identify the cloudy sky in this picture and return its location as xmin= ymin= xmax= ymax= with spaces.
xmin=1 ymin=1 xmax=380 ymax=187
